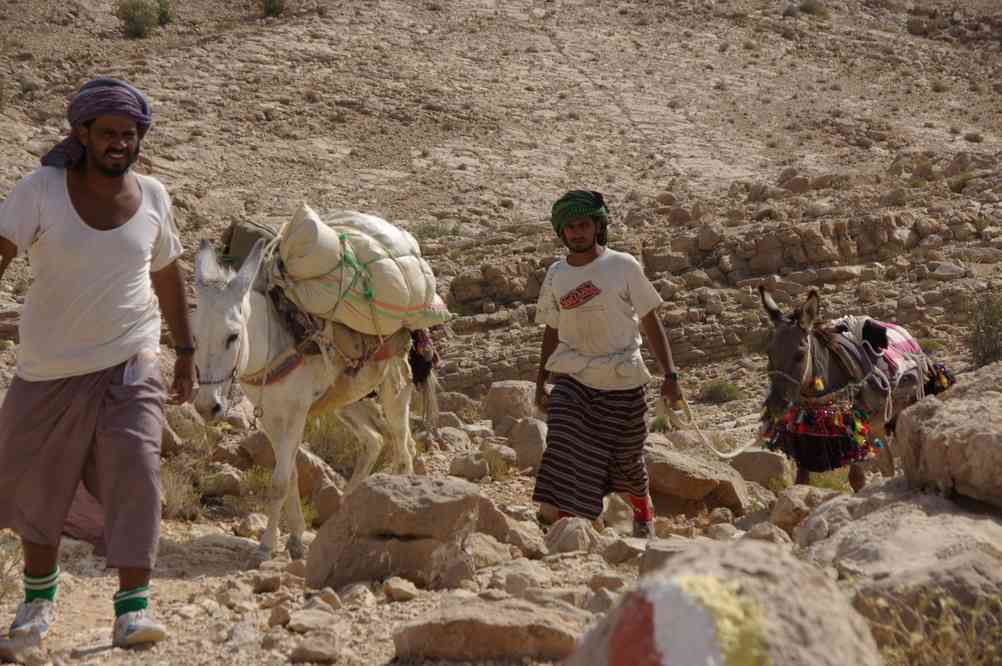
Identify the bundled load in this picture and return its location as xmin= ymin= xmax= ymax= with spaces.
xmin=268 ymin=203 xmax=451 ymax=337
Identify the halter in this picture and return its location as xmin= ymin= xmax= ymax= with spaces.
xmin=766 ymin=329 xmax=815 ymax=396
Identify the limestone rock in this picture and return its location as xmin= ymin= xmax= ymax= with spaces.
xmin=896 ymin=362 xmax=1002 ymax=510
xmin=568 ymin=540 xmax=881 ymax=666
xmin=393 ymin=599 xmax=590 ymax=660
xmin=484 ymin=380 xmax=537 ymax=430
xmin=507 ymin=417 xmax=547 ymax=472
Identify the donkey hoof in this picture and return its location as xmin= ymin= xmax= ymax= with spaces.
xmin=245 ymin=545 xmax=273 ymax=569
xmin=287 ymin=538 xmax=306 ymax=561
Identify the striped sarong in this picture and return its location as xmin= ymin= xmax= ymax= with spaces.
xmin=532 ymin=376 xmax=649 ymax=520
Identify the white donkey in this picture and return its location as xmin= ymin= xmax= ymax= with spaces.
xmin=192 ymin=239 xmax=436 ymax=566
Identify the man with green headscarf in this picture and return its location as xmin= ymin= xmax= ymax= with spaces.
xmin=532 ymin=190 xmax=681 ymax=538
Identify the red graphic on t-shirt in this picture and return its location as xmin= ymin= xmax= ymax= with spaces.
xmin=560 ymin=281 xmax=602 ymax=309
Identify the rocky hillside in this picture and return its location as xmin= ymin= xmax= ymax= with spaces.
xmin=0 ymin=0 xmax=1001 ymax=664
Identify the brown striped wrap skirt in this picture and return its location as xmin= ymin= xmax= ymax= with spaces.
xmin=0 ymin=352 xmax=165 ymax=570
xmin=532 ymin=375 xmax=649 ymax=521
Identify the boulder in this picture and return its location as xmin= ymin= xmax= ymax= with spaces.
xmin=484 ymin=380 xmax=536 ymax=431
xmin=507 ymin=417 xmax=547 ymax=472
xmin=306 ymin=475 xmax=482 ymax=590
xmin=770 ymin=485 xmax=840 ymax=536
xmin=567 ymin=540 xmax=881 ymax=666
xmin=544 ymin=517 xmax=612 ymax=555
xmin=645 ymin=446 xmax=751 ymax=515
xmin=797 ymin=478 xmax=1002 ymax=648
xmin=729 ymin=449 xmax=794 ymax=489
xmin=895 ymin=362 xmax=1002 ymax=510
xmin=393 ymin=600 xmax=590 ymax=661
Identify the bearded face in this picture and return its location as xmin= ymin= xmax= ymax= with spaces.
xmin=78 ymin=115 xmax=141 ymax=177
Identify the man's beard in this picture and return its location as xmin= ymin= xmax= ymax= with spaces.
xmin=89 ymin=145 xmax=140 ymax=177
xmin=565 ymin=237 xmax=596 ymax=253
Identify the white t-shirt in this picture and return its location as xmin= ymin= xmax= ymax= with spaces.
xmin=535 ymin=248 xmax=663 ymax=390
xmin=0 ymin=167 xmax=183 ymax=381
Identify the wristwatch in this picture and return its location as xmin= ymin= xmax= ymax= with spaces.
xmin=174 ymin=345 xmax=196 ymax=356
xmin=666 ymin=370 xmax=680 ymax=382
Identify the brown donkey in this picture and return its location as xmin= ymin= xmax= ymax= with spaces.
xmin=758 ymin=286 xmax=943 ymax=492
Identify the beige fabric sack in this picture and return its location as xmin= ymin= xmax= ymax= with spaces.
xmin=274 ymin=203 xmax=451 ymax=336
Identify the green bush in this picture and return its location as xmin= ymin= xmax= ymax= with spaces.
xmin=966 ymin=291 xmax=1002 ymax=368
xmin=650 ymin=414 xmax=669 ymax=433
xmin=700 ymin=380 xmax=742 ymax=404
xmin=114 ymin=0 xmax=158 ymax=38
xmin=262 ymin=0 xmax=286 ymax=17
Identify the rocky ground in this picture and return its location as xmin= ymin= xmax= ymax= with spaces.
xmin=1 ymin=0 xmax=1001 ymax=664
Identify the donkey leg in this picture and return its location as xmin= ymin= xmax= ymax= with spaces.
xmin=848 ymin=464 xmax=866 ymax=493
xmin=379 ymin=364 xmax=416 ymax=475
xmin=794 ymin=464 xmax=810 ymax=486
xmin=252 ymin=408 xmax=308 ymax=568
xmin=337 ymin=401 xmax=384 ymax=492
xmin=282 ymin=461 xmax=308 ymax=560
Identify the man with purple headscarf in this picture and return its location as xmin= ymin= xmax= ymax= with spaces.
xmin=0 ymin=77 xmax=193 ymax=656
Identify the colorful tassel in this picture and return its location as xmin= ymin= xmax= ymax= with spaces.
xmin=814 ymin=377 xmax=825 ymax=392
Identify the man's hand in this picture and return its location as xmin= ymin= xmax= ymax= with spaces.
xmin=535 ymin=383 xmax=550 ymax=414
xmin=170 ymin=354 xmax=195 ymax=404
xmin=660 ymin=376 xmax=683 ymax=405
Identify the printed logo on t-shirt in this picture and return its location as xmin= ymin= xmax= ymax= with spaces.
xmin=559 ymin=281 xmax=602 ymax=310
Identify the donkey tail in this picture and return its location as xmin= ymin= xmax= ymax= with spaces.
xmin=419 ymin=370 xmax=441 ymax=438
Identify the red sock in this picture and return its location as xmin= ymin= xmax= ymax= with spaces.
xmin=628 ymin=495 xmax=653 ymax=522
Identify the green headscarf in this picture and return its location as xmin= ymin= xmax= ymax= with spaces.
xmin=550 ymin=190 xmax=609 ymax=246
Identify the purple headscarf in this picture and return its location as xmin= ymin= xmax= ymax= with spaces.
xmin=41 ymin=77 xmax=153 ymax=169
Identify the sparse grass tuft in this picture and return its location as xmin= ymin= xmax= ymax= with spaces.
xmin=650 ymin=414 xmax=669 ymax=433
xmin=221 ymin=465 xmax=272 ymax=517
xmin=114 ymin=0 xmax=159 ymax=38
xmin=305 ymin=412 xmax=367 ymax=478
xmin=161 ymin=458 xmax=201 ymax=520
xmin=0 ymin=530 xmax=21 ymax=603
xmin=966 ymin=290 xmax=1002 ymax=368
xmin=919 ymin=338 xmax=946 ymax=354
xmin=700 ymin=380 xmax=742 ymax=404
xmin=858 ymin=589 xmax=1002 ymax=665
xmin=810 ymin=467 xmax=851 ymax=492
xmin=262 ymin=0 xmax=286 ymax=17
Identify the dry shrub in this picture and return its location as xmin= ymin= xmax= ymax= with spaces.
xmin=306 ymin=412 xmax=370 ymax=478
xmin=700 ymin=380 xmax=742 ymax=404
xmin=114 ymin=0 xmax=158 ymax=38
xmin=161 ymin=457 xmax=201 ymax=520
xmin=262 ymin=0 xmax=286 ymax=17
xmin=221 ymin=466 xmax=319 ymax=528
xmin=799 ymin=0 xmax=831 ymax=18
xmin=966 ymin=290 xmax=1002 ymax=368
xmin=221 ymin=465 xmax=272 ymax=517
xmin=0 ymin=530 xmax=21 ymax=603
xmin=858 ymin=590 xmax=1002 ymax=665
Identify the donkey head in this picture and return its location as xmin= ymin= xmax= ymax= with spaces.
xmin=192 ymin=238 xmax=267 ymax=422
xmin=760 ymin=285 xmax=820 ymax=424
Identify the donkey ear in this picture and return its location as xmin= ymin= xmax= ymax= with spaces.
xmin=799 ymin=289 xmax=820 ymax=331
xmin=194 ymin=239 xmax=220 ymax=286
xmin=759 ymin=285 xmax=783 ymax=325
xmin=228 ymin=238 xmax=267 ymax=297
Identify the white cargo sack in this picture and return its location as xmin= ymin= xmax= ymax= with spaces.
xmin=272 ymin=203 xmax=451 ymax=336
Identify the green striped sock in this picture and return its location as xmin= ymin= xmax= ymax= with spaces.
xmin=24 ymin=568 xmax=59 ymax=603
xmin=113 ymin=586 xmax=150 ymax=617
